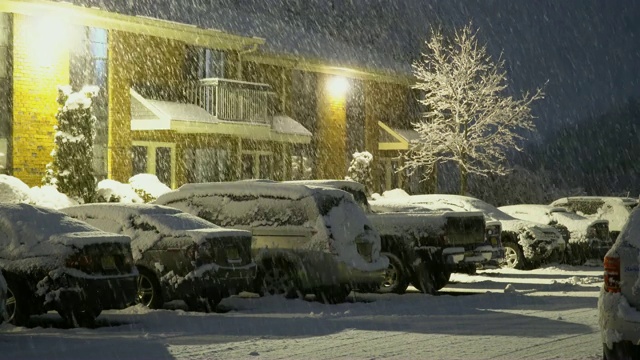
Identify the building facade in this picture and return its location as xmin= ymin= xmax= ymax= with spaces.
xmin=0 ymin=0 xmax=422 ymax=194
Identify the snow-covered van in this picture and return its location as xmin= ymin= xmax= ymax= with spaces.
xmin=154 ymin=182 xmax=388 ymax=303
xmin=63 ymin=203 xmax=256 ymax=312
xmin=373 ymin=193 xmax=565 ymax=270
xmin=551 ymin=196 xmax=639 ymax=240
xmin=499 ymin=204 xmax=612 ymax=264
xmin=0 ymin=203 xmax=137 ymax=327
xmin=287 ymin=180 xmax=496 ymax=294
xmin=599 ymin=207 xmax=640 ymax=358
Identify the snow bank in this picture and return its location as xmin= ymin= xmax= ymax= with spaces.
xmin=128 ymin=174 xmax=171 ymax=201
xmin=96 ymin=179 xmax=143 ymax=203
xmin=28 ymin=185 xmax=80 ymax=210
xmin=0 ymin=174 xmax=31 ymax=203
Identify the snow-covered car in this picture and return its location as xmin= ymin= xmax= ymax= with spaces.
xmin=551 ymin=196 xmax=638 ymax=240
xmin=372 ymin=193 xmax=565 ymax=270
xmin=63 ymin=203 xmax=256 ymax=312
xmin=288 ymin=180 xmax=496 ymax=294
xmin=599 ymin=207 xmax=640 ymax=359
xmin=499 ymin=204 xmax=612 ymax=264
xmin=0 ymin=271 xmax=7 ymax=323
xmin=154 ymin=181 xmax=388 ymax=304
xmin=0 ymin=203 xmax=137 ymax=327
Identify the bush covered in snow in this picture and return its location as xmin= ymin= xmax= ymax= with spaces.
xmin=28 ymin=185 xmax=80 ymax=209
xmin=345 ymin=151 xmax=374 ymax=195
xmin=43 ymin=85 xmax=99 ymax=203
xmin=96 ymin=179 xmax=143 ymax=203
xmin=128 ymin=174 xmax=171 ymax=202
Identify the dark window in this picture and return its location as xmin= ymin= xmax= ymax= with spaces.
xmin=197 ymin=48 xmax=225 ymax=79
xmin=132 ymin=146 xmax=147 ymax=175
xmin=259 ymin=154 xmax=271 ymax=179
xmin=156 ymin=147 xmax=172 ymax=186
xmin=242 ymin=154 xmax=254 ymax=179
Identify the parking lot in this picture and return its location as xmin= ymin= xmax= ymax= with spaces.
xmin=1 ymin=265 xmax=603 ymax=360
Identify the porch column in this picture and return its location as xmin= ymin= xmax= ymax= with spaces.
xmin=316 ymin=73 xmax=348 ymax=179
xmin=364 ymin=81 xmax=382 ymax=192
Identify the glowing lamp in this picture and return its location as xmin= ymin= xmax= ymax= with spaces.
xmin=327 ymin=76 xmax=349 ymax=97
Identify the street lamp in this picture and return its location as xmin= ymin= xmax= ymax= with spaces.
xmin=327 ymin=76 xmax=349 ymax=98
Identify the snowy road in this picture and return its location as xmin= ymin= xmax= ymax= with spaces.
xmin=0 ymin=265 xmax=603 ymax=360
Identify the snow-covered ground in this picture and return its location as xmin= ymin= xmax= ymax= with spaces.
xmin=0 ymin=264 xmax=603 ymax=360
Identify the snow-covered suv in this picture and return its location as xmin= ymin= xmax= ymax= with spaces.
xmin=599 ymin=207 xmax=640 ymax=359
xmin=0 ymin=203 xmax=137 ymax=327
xmin=154 ymin=182 xmax=388 ymax=303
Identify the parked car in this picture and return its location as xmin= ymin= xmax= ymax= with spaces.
xmin=0 ymin=271 xmax=7 ymax=323
xmin=0 ymin=203 xmax=137 ymax=327
xmin=288 ymin=180 xmax=497 ymax=294
xmin=372 ymin=194 xmax=565 ymax=270
xmin=599 ymin=207 xmax=640 ymax=359
xmin=63 ymin=203 xmax=256 ymax=312
xmin=499 ymin=204 xmax=612 ymax=264
xmin=551 ymin=196 xmax=638 ymax=240
xmin=154 ymin=181 xmax=388 ymax=303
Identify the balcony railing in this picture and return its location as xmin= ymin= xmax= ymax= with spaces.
xmin=185 ymin=78 xmax=276 ymax=124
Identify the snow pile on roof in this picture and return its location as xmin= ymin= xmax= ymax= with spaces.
xmin=0 ymin=174 xmax=31 ymax=203
xmin=97 ymin=179 xmax=143 ymax=203
xmin=128 ymin=174 xmax=172 ymax=201
xmin=271 ymin=115 xmax=312 ymax=136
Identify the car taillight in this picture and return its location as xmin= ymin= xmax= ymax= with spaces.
xmin=604 ymin=256 xmax=621 ymax=293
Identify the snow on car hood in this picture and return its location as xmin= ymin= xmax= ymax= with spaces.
xmin=62 ymin=204 xmax=251 ymax=261
xmin=0 ymin=204 xmax=130 ymax=260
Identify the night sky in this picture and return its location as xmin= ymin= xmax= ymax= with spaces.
xmin=58 ymin=0 xmax=640 ymax=136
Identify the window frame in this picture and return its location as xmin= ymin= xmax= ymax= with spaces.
xmin=132 ymin=141 xmax=176 ymax=189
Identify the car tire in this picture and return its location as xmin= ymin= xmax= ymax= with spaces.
xmin=315 ymin=286 xmax=350 ymax=304
xmin=5 ymin=279 xmax=30 ymax=326
xmin=259 ymin=262 xmax=300 ymax=299
xmin=502 ymin=242 xmax=526 ymax=269
xmin=377 ymin=252 xmax=409 ymax=295
xmin=412 ymin=264 xmax=437 ymax=295
xmin=136 ymin=269 xmax=164 ymax=309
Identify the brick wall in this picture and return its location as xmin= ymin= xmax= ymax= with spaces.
xmin=316 ymin=73 xmax=347 ymax=179
xmin=108 ymin=31 xmax=186 ymax=182
xmin=12 ymin=14 xmax=69 ymax=186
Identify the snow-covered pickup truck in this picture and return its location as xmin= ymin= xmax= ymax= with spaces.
xmin=286 ymin=180 xmax=493 ymax=295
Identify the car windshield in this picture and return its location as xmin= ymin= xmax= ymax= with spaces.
xmin=139 ymin=212 xmax=219 ymax=232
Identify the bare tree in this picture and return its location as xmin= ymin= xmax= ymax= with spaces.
xmin=403 ymin=23 xmax=544 ymax=195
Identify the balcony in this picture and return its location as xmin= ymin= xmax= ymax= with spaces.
xmin=130 ymin=78 xmax=311 ymax=144
xmin=185 ymin=78 xmax=276 ymax=124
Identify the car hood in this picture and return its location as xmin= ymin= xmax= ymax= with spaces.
xmin=500 ymin=219 xmax=562 ymax=242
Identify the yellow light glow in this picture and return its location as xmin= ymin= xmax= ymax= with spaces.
xmin=27 ymin=15 xmax=73 ymax=65
xmin=327 ymin=76 xmax=349 ymax=97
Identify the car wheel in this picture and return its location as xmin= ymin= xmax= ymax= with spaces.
xmin=378 ymin=252 xmax=409 ymax=295
xmin=260 ymin=264 xmax=299 ymax=299
xmin=136 ymin=269 xmax=164 ymax=309
xmin=315 ymin=286 xmax=350 ymax=304
xmin=502 ymin=242 xmax=525 ymax=269
xmin=5 ymin=280 xmax=30 ymax=326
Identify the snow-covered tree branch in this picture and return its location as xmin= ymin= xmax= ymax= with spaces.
xmin=402 ymin=23 xmax=544 ymax=194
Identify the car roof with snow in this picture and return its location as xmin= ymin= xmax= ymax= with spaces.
xmin=375 ymin=194 xmax=513 ymax=221
xmin=62 ymin=203 xmax=249 ymax=234
xmin=155 ymin=181 xmax=352 ymax=204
